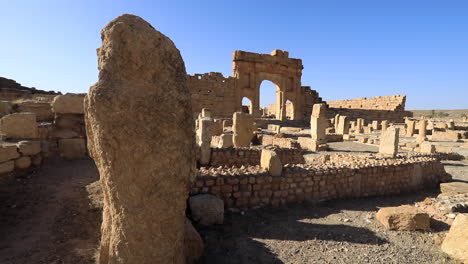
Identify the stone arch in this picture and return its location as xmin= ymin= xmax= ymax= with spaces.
xmin=241 ymin=96 xmax=253 ymax=114
xmin=233 ymin=49 xmax=304 ymax=120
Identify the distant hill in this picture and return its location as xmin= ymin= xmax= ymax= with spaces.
xmin=0 ymin=77 xmax=60 ymax=101
xmin=410 ymin=109 xmax=468 ymax=121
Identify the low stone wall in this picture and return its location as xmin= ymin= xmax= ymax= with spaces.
xmin=432 ymin=130 xmax=468 ymax=142
xmin=326 ymin=133 xmax=343 ymax=142
xmin=260 ymin=135 xmax=301 ymax=148
xmin=0 ymin=141 xmax=42 ymax=179
xmin=209 ymin=147 xmax=305 ymax=167
xmin=191 ymin=155 xmax=449 ymax=209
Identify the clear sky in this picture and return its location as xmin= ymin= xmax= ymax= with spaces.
xmin=1 ymin=0 xmax=467 ymax=110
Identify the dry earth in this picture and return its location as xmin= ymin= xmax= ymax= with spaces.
xmin=411 ymin=109 xmax=468 ymax=120
xmin=0 ymin=141 xmax=466 ymax=264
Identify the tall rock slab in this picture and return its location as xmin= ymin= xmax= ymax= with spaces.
xmin=84 ymin=14 xmax=195 ymax=264
xmin=310 ymin=104 xmax=327 ymax=145
xmin=379 ymin=126 xmax=399 ymax=157
xmin=232 ymin=112 xmax=254 ymax=147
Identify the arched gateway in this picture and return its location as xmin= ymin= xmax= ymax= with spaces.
xmin=187 ymin=49 xmax=324 ymax=121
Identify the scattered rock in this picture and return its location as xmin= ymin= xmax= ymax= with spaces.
xmin=441 ymin=213 xmax=468 ymax=263
xmin=376 ymin=205 xmax=430 ymax=231
xmin=189 ymin=194 xmax=224 ymax=226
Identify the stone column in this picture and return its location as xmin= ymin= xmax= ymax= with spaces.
xmin=406 ymin=120 xmax=415 ymax=137
xmin=260 ymin=149 xmax=282 ymax=176
xmin=310 ymin=104 xmax=328 ymax=146
xmin=233 ymin=112 xmax=254 ymax=147
xmin=372 ymin=120 xmax=379 ymax=130
xmin=356 ymin=118 xmax=365 ymax=134
xmin=381 ymin=120 xmax=388 ymax=134
xmin=417 ymin=119 xmax=428 ymax=142
xmin=336 ymin=115 xmax=349 ymax=135
xmin=334 ymin=114 xmax=340 ymax=130
xmin=196 ymin=117 xmax=213 ymax=165
xmin=379 ymin=127 xmax=399 ymax=157
xmin=85 ymin=15 xmax=195 ymax=264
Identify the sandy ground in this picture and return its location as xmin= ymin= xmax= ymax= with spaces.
xmin=0 ymin=140 xmax=466 ymax=264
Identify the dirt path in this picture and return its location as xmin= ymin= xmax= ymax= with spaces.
xmin=0 ymin=158 xmax=100 ymax=264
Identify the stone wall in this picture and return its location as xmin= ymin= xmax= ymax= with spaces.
xmin=260 ymin=135 xmax=301 ymax=148
xmin=0 ymin=77 xmax=60 ymax=102
xmin=187 ymin=72 xmax=237 ymax=118
xmin=327 ymin=95 xmax=412 ymax=122
xmin=209 ymin=147 xmax=305 ymax=167
xmin=191 ymin=155 xmax=449 ymax=209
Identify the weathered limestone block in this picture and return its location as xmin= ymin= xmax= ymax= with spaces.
xmin=211 ymin=119 xmax=223 ymax=136
xmin=441 ymin=214 xmax=468 ymax=263
xmin=0 ymin=101 xmax=12 ymax=117
xmin=268 ymin=124 xmax=281 ymax=134
xmin=233 ymin=112 xmax=254 ymax=147
xmin=372 ymin=120 xmax=379 ymax=130
xmin=16 ymin=100 xmax=54 ymax=121
xmin=0 ymin=160 xmax=14 ymax=174
xmin=417 ymin=119 xmax=427 ymax=142
xmin=336 ymin=115 xmax=349 ymax=135
xmin=184 ymin=218 xmax=204 ymax=264
xmin=381 ymin=120 xmax=388 ymax=134
xmin=189 ymin=194 xmax=224 ymax=226
xmin=376 ymin=205 xmax=430 ymax=231
xmin=260 ymin=149 xmax=282 ymax=177
xmin=447 ymin=120 xmax=455 ymax=130
xmin=0 ymin=143 xmax=20 ymax=162
xmin=440 ymin=182 xmax=468 ymax=194
xmin=196 ymin=117 xmax=213 ymax=165
xmin=14 ymin=156 xmax=31 ymax=169
xmin=0 ymin=112 xmax=38 ymax=139
xmin=218 ymin=133 xmax=233 ymax=148
xmin=84 ymin=14 xmax=195 ymax=264
xmin=51 ymin=93 xmax=85 ymax=114
xmin=355 ymin=118 xmax=365 ymax=134
xmin=379 ymin=127 xmax=399 ymax=157
xmin=310 ymin=104 xmax=327 ymax=145
xmin=406 ymin=120 xmax=415 ymax=137
xmin=17 ymin=140 xmax=41 ymax=155
xmin=59 ymin=138 xmax=86 ymax=160
xmin=419 ymin=141 xmax=435 ymax=154
xmin=55 ymin=113 xmax=85 ymax=130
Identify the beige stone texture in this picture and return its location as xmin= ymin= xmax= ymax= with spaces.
xmin=0 ymin=143 xmax=20 ymax=163
xmin=381 ymin=120 xmax=388 ymax=134
xmin=189 ymin=194 xmax=224 ymax=226
xmin=211 ymin=119 xmax=223 ymax=136
xmin=0 ymin=112 xmax=38 ymax=139
xmin=232 ymin=112 xmax=254 ymax=147
xmin=59 ymin=138 xmax=86 ymax=160
xmin=376 ymin=205 xmax=430 ymax=231
xmin=218 ymin=133 xmax=233 ymax=148
xmin=440 ymin=182 xmax=468 ymax=194
xmin=310 ymin=104 xmax=327 ymax=145
xmin=268 ymin=124 xmax=281 ymax=134
xmin=0 ymin=160 xmax=14 ymax=174
xmin=196 ymin=117 xmax=213 ymax=165
xmin=378 ymin=127 xmax=399 ymax=157
xmin=372 ymin=120 xmax=379 ymax=130
xmin=406 ymin=120 xmax=415 ymax=137
xmin=336 ymin=115 xmax=349 ymax=135
xmin=84 ymin=14 xmax=195 ymax=264
xmin=184 ymin=218 xmax=204 ymax=264
xmin=0 ymin=101 xmax=12 ymax=117
xmin=17 ymin=140 xmax=41 ymax=155
xmin=16 ymin=100 xmax=54 ymax=121
xmin=260 ymin=149 xmax=282 ymax=177
xmin=417 ymin=119 xmax=427 ymax=142
xmin=419 ymin=141 xmax=435 ymax=154
xmin=441 ymin=214 xmax=468 ymax=263
xmin=31 ymin=154 xmax=42 ymax=167
xmin=51 ymin=93 xmax=85 ymax=114
xmin=14 ymin=156 xmax=31 ymax=169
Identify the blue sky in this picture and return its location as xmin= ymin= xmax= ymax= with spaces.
xmin=1 ymin=0 xmax=467 ymax=109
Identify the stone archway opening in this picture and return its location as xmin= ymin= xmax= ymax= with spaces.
xmin=285 ymin=99 xmax=294 ymax=120
xmin=260 ymin=80 xmax=280 ymax=119
xmin=241 ymin=97 xmax=253 ymax=114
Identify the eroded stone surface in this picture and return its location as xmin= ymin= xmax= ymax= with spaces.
xmin=376 ymin=205 xmax=430 ymax=231
xmin=84 ymin=14 xmax=195 ymax=264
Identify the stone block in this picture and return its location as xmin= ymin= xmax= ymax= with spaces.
xmin=0 ymin=143 xmax=20 ymax=162
xmin=441 ymin=214 xmax=468 ymax=263
xmin=440 ymin=182 xmax=468 ymax=194
xmin=376 ymin=205 xmax=430 ymax=231
xmin=260 ymin=149 xmax=282 ymax=177
xmin=15 ymin=156 xmax=31 ymax=169
xmin=0 ymin=101 xmax=12 ymax=117
xmin=0 ymin=160 xmax=14 ymax=174
xmin=51 ymin=93 xmax=85 ymax=114
xmin=189 ymin=194 xmax=224 ymax=226
xmin=17 ymin=140 xmax=41 ymax=155
xmin=419 ymin=141 xmax=435 ymax=154
xmin=58 ymin=138 xmax=86 ymax=159
xmin=218 ymin=133 xmax=233 ymax=148
xmin=0 ymin=112 xmax=38 ymax=139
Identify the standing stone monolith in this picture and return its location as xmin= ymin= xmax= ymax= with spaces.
xmin=84 ymin=14 xmax=195 ymax=264
xmin=310 ymin=104 xmax=328 ymax=147
xmin=336 ymin=115 xmax=349 ymax=135
xmin=334 ymin=114 xmax=340 ymax=130
xmin=232 ymin=112 xmax=254 ymax=147
xmin=372 ymin=120 xmax=379 ymax=130
xmin=378 ymin=126 xmax=399 ymax=157
xmin=417 ymin=119 xmax=428 ymax=143
xmin=381 ymin=120 xmax=388 ymax=134
xmin=406 ymin=120 xmax=415 ymax=137
xmin=355 ymin=118 xmax=365 ymax=134
xmin=196 ymin=116 xmax=213 ymax=165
